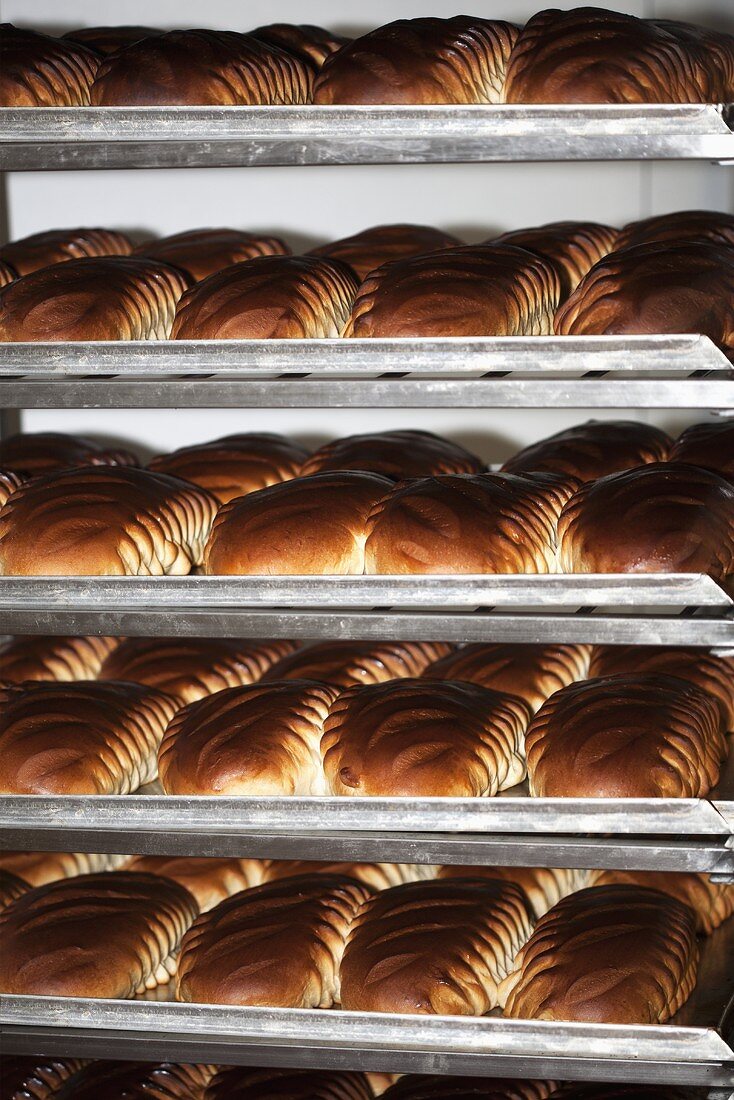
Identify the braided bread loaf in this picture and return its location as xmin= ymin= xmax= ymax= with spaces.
xmin=501 ymin=420 xmax=672 ymax=483
xmin=437 ymin=866 xmax=588 ymax=918
xmin=122 ymin=856 xmax=265 ymax=912
xmin=309 ymin=224 xmax=462 ymax=281
xmin=616 ymin=209 xmax=734 ymax=251
xmin=0 ymin=431 xmax=137 ymax=477
xmin=0 ymin=634 xmax=118 ymax=682
xmin=488 ymin=221 xmax=619 ymax=299
xmin=0 ymin=849 xmax=125 ymax=887
xmin=590 ymin=869 xmax=734 ymax=935
xmin=299 ymin=430 xmax=483 ymax=481
xmin=0 ymin=24 xmax=99 ymax=106
xmin=0 ymin=227 xmax=133 ymax=277
xmin=134 ymin=229 xmax=290 ymax=284
xmin=263 ymin=640 xmax=453 ymax=688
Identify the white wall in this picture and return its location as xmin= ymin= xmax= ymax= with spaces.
xmin=2 ymin=0 xmax=733 ymax=461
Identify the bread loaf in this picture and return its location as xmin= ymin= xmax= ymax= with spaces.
xmin=172 ymin=255 xmax=358 ymax=339
xmin=251 ymin=24 xmax=350 ymax=68
xmin=135 ymin=229 xmax=291 ymax=284
xmin=557 ymin=463 xmax=734 ymax=580
xmin=382 ymin=1078 xmax=556 ymax=1100
xmin=310 ymin=224 xmax=462 ymax=281
xmin=0 ymin=680 xmax=179 ymax=794
xmin=0 ymin=850 xmax=124 ymax=887
xmin=322 ymin=679 xmax=529 ymax=797
xmin=314 ymin=17 xmax=518 ymax=104
xmin=0 ymin=870 xmax=198 ymax=997
xmin=525 ymin=674 xmax=727 ymax=798
xmin=423 ymin=644 xmax=590 ymax=713
xmin=0 ymin=24 xmax=99 ymax=106
xmin=502 ymin=8 xmax=732 ymax=103
xmin=0 ymin=257 xmax=190 ymax=341
xmin=500 ymin=884 xmax=699 ymax=1024
xmin=0 ymin=227 xmax=134 ymax=277
xmin=158 ymin=681 xmax=340 ymax=796
xmin=616 ymin=210 xmax=734 ymax=252
xmin=0 ymin=634 xmax=118 ymax=682
xmin=98 ymin=637 xmax=297 ymax=703
xmin=205 ymin=1067 xmax=373 ymax=1100
xmin=437 ymin=867 xmax=588 ymax=918
xmin=588 ymin=645 xmax=734 ymax=728
xmin=0 ymin=868 xmax=31 ymax=909
xmin=90 ymin=29 xmax=313 ymax=106
xmin=365 ymin=473 xmax=573 ymax=574
xmin=263 ymin=640 xmax=452 ymax=688
xmin=650 ymin=18 xmax=734 ymax=102
xmin=148 ymin=432 xmax=309 ymax=504
xmin=63 ymin=27 xmax=160 ymax=55
xmin=0 ymin=466 xmax=218 ymax=576
xmin=122 ymin=856 xmax=265 ymax=912
xmin=53 ymin=1061 xmax=212 ymax=1100
xmin=344 ymin=245 xmax=561 ymax=338
xmin=671 ymin=421 xmax=734 ymax=483
xmin=590 ymin=869 xmax=734 ymax=935
xmin=203 ymin=471 xmax=392 ymax=575
xmin=177 ymin=873 xmax=370 ymax=1007
xmin=554 ymin=242 xmax=734 ymax=354
xmin=501 ymin=420 xmax=672 ymax=483
xmin=0 ymin=258 xmax=16 ymax=287
xmin=489 ymin=222 xmax=619 ymax=298
xmin=300 ymin=430 xmax=483 ymax=480
xmin=264 ymin=860 xmax=434 ymax=891
xmin=340 ymin=877 xmax=533 ymax=1014
xmin=1 ymin=1056 xmax=86 ymax=1100
xmin=0 ymin=431 xmax=137 ymax=477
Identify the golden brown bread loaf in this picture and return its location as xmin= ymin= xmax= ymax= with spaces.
xmin=1 ymin=1056 xmax=87 ymax=1100
xmin=314 ymin=17 xmax=518 ymax=105
xmin=499 ymin=884 xmax=699 ymax=1024
xmin=489 ymin=221 xmax=619 ymax=298
xmin=340 ymin=877 xmax=533 ymax=1014
xmin=121 ymin=856 xmax=265 ymax=912
xmin=344 ymin=245 xmax=561 ymax=338
xmin=0 ymin=469 xmax=25 ymax=509
xmin=502 ymin=8 xmax=733 ymax=104
xmin=365 ymin=473 xmax=573 ymax=575
xmin=177 ymin=873 xmax=371 ymax=1007
xmin=0 ymin=258 xmax=17 ymax=287
xmin=0 ymin=868 xmax=31 ymax=909
xmin=205 ymin=1067 xmax=373 ymax=1100
xmin=382 ymin=1078 xmax=556 ymax=1100
xmin=0 ymin=634 xmax=118 ymax=682
xmin=554 ymin=241 xmax=734 ymax=354
xmin=0 ymin=850 xmax=124 ymax=887
xmin=0 ymin=465 xmax=218 ymax=576
xmin=616 ymin=210 xmax=734 ymax=252
xmin=0 ymin=870 xmax=198 ymax=997
xmin=650 ymin=18 xmax=734 ymax=103
xmin=264 ymin=860 xmax=434 ymax=891
xmin=310 ymin=224 xmax=462 ymax=281
xmin=501 ymin=420 xmax=672 ymax=483
xmin=557 ymin=463 xmax=734 ymax=580
xmin=171 ymin=254 xmax=358 ymax=340
xmin=671 ymin=420 xmax=734 ymax=483
xmin=300 ymin=430 xmax=483 ymax=481
xmin=0 ymin=257 xmax=190 ymax=341
xmin=588 ymin=645 xmax=734 ymax=728
xmin=263 ymin=640 xmax=452 ymax=688
xmin=322 ymin=679 xmax=530 ymax=797
xmin=53 ymin=1061 xmax=213 ymax=1100
xmin=203 ymin=471 xmax=392 ymax=575
xmin=525 ymin=673 xmax=727 ymax=798
xmin=251 ymin=24 xmax=351 ymax=68
xmin=0 ymin=431 xmax=137 ymax=477
xmin=98 ymin=637 xmax=297 ymax=704
xmin=590 ymin=869 xmax=734 ymax=935
xmin=423 ymin=644 xmax=590 ymax=713
xmin=0 ymin=227 xmax=134 ymax=277
xmin=90 ymin=29 xmax=313 ymax=106
xmin=134 ymin=229 xmax=291 ymax=284
xmin=437 ymin=867 xmax=588 ymax=918
xmin=148 ymin=432 xmax=309 ymax=504
xmin=0 ymin=680 xmax=179 ymax=795
xmin=158 ymin=681 xmax=340 ymax=796
xmin=0 ymin=24 xmax=100 ymax=106
xmin=62 ymin=26 xmax=161 ymax=55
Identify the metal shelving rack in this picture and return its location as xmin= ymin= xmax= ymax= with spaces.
xmin=1 ymin=98 xmax=734 ymax=1090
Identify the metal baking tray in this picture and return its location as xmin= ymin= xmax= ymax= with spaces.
xmin=0 ymin=335 xmax=731 ymax=410
xmin=0 ymin=575 xmax=731 ymax=648
xmin=1 ymin=104 xmax=732 ymax=170
xmin=2 ymin=918 xmax=732 ymax=1086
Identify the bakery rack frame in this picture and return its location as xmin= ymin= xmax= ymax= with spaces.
xmin=3 ymin=90 xmax=734 ymax=1092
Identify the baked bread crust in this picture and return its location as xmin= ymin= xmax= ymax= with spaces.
xmin=488 ymin=221 xmax=619 ymax=298
xmin=0 ymin=849 xmax=124 ymax=887
xmin=300 ymin=430 xmax=483 ymax=480
xmin=134 ymin=229 xmax=291 ymax=283
xmin=0 ymin=227 xmax=134 ymax=277
xmin=263 ymin=640 xmax=452 ymax=688
xmin=501 ymin=420 xmax=672 ymax=483
xmin=251 ymin=24 xmax=350 ymax=68
xmin=590 ymin=869 xmax=734 ymax=935
xmin=177 ymin=873 xmax=371 ymax=1007
xmin=62 ymin=26 xmax=161 ymax=55
xmin=0 ymin=23 xmax=99 ymax=106
xmin=616 ymin=209 xmax=734 ymax=252
xmin=437 ymin=866 xmax=588 ymax=918
xmin=0 ymin=431 xmax=137 ymax=477
xmin=122 ymin=855 xmax=266 ymax=912
xmin=671 ymin=420 xmax=734 ymax=483
xmin=0 ymin=634 xmax=118 ymax=682
xmin=310 ymin=224 xmax=462 ymax=281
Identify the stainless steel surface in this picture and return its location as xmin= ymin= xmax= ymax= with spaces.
xmin=2 ymin=921 xmax=732 ymax=1085
xmin=1 ymin=104 xmax=732 ymax=169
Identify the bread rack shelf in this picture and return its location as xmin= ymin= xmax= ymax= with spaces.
xmin=1 ymin=104 xmax=732 ymax=170
xmin=2 ymin=918 xmax=733 ymax=1086
xmin=1 ymin=335 xmax=731 ymax=409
